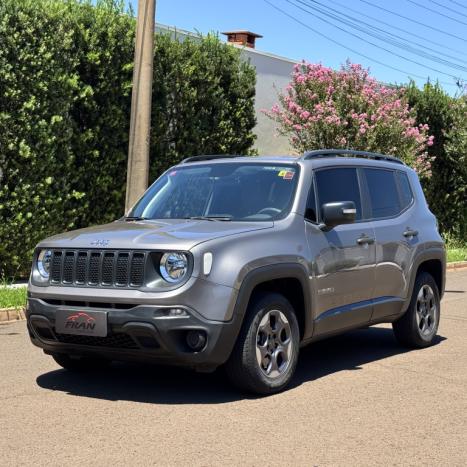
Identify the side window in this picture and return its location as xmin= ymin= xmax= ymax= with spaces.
xmin=396 ymin=171 xmax=414 ymax=209
xmin=315 ymin=168 xmax=362 ymax=220
xmin=364 ymin=168 xmax=401 ymax=218
xmin=305 ymin=178 xmax=317 ymax=222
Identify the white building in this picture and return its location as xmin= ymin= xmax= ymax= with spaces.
xmin=156 ymin=25 xmax=297 ymax=155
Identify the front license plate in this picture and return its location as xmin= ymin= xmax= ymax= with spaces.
xmin=55 ymin=309 xmax=108 ymax=337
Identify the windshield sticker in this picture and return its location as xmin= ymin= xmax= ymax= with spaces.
xmin=278 ymin=170 xmax=295 ymax=180
xmin=169 ymin=170 xmax=177 ymax=177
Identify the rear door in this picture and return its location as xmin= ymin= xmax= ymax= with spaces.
xmin=305 ymin=167 xmax=376 ymax=336
xmin=361 ymin=168 xmax=415 ymax=320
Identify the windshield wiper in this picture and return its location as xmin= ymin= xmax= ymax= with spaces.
xmin=186 ymin=216 xmax=232 ymax=221
xmin=123 ymin=216 xmax=149 ymax=222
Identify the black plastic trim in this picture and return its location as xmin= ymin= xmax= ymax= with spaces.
xmin=181 ymin=154 xmax=245 ymax=163
xmin=303 ymin=149 xmax=404 ymax=165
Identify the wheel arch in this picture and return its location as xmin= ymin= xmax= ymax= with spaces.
xmin=232 ymin=263 xmax=312 ymax=341
xmin=406 ymin=248 xmax=446 ymax=307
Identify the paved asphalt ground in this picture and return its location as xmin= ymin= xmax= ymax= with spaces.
xmin=1 ymin=271 xmax=466 ymax=466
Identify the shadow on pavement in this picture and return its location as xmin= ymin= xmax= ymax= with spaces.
xmin=36 ymin=326 xmax=446 ymax=404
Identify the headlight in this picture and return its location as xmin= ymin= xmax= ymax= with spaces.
xmin=37 ymin=249 xmax=52 ymax=279
xmin=160 ymin=252 xmax=188 ymax=283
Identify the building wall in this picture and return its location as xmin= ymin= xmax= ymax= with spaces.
xmin=156 ymin=24 xmax=297 ymax=155
xmin=239 ymin=47 xmax=296 ymax=155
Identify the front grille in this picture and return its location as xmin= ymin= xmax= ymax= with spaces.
xmin=76 ymin=252 xmax=87 ymax=284
xmin=55 ymin=332 xmax=139 ymax=349
xmin=48 ymin=249 xmax=147 ymax=288
xmin=116 ymin=253 xmax=129 ymax=286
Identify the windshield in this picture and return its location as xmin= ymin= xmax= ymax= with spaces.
xmin=129 ymin=162 xmax=299 ymax=222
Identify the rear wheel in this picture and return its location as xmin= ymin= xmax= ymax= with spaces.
xmin=393 ymin=272 xmax=440 ymax=348
xmin=51 ymin=353 xmax=110 ymax=371
xmin=225 ymin=293 xmax=300 ymax=395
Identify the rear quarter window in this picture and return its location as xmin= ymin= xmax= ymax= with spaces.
xmin=396 ymin=171 xmax=414 ymax=210
xmin=364 ymin=168 xmax=401 ymax=219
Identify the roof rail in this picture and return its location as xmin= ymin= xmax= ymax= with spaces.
xmin=302 ymin=149 xmax=404 ymax=165
xmin=181 ymin=154 xmax=244 ymax=164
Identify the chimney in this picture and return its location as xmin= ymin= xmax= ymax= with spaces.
xmin=221 ymin=30 xmax=263 ymax=49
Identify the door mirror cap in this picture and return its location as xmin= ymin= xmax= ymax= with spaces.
xmin=320 ymin=201 xmax=356 ymax=230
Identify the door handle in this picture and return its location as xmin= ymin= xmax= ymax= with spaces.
xmin=357 ymin=235 xmax=375 ymax=245
xmin=403 ymin=229 xmax=418 ymax=238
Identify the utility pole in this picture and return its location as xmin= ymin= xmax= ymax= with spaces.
xmin=125 ymin=0 xmax=156 ymax=212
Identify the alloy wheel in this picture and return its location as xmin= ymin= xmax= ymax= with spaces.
xmin=415 ymin=284 xmax=438 ymax=337
xmin=255 ymin=310 xmax=293 ymax=378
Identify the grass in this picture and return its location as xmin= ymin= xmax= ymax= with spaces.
xmin=0 ymin=285 xmax=27 ymax=309
xmin=444 ymin=235 xmax=467 ymax=263
xmin=447 ymin=247 xmax=467 ymax=263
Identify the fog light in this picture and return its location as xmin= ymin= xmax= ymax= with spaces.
xmin=168 ymin=308 xmax=188 ymax=317
xmin=186 ymin=330 xmax=207 ymax=351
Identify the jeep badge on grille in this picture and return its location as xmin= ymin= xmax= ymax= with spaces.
xmin=90 ymin=239 xmax=110 ymax=247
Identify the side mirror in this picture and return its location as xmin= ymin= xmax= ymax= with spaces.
xmin=320 ymin=201 xmax=356 ymax=230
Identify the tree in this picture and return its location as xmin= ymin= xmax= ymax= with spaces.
xmin=443 ymin=97 xmax=467 ymax=240
xmin=0 ymin=0 xmax=256 ymax=279
xmin=266 ymin=61 xmax=432 ymax=176
xmin=406 ymin=81 xmax=466 ymax=238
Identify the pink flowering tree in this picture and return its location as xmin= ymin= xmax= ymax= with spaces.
xmin=266 ymin=61 xmax=433 ymax=176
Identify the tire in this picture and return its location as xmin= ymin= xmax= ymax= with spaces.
xmin=392 ymin=272 xmax=440 ymax=348
xmin=52 ymin=353 xmax=111 ymax=371
xmin=225 ymin=292 xmax=300 ymax=395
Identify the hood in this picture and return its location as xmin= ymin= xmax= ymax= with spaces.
xmin=38 ymin=219 xmax=273 ymax=251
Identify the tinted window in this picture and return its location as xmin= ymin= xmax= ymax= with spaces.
xmin=305 ymin=178 xmax=317 ymax=222
xmin=397 ymin=171 xmax=413 ymax=209
xmin=315 ymin=168 xmax=362 ymax=220
xmin=364 ymin=168 xmax=401 ymax=218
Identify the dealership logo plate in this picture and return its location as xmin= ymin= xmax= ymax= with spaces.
xmin=55 ymin=309 xmax=108 ymax=337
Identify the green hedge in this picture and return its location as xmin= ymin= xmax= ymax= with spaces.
xmin=0 ymin=0 xmax=256 ymax=279
xmin=406 ymin=83 xmax=467 ymax=241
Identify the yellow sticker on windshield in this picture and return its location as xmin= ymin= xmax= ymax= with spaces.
xmin=278 ymin=169 xmax=295 ymax=180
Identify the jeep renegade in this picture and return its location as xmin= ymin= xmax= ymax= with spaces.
xmin=27 ymin=149 xmax=445 ymax=394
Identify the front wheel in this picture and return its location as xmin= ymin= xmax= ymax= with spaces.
xmin=225 ymin=293 xmax=300 ymax=395
xmin=392 ymin=272 xmax=440 ymax=348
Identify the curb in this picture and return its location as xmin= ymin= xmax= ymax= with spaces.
xmin=0 ymin=307 xmax=25 ymax=325
xmin=447 ymin=261 xmax=467 ymax=271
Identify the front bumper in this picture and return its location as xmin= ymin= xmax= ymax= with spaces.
xmin=26 ymin=297 xmax=241 ymax=371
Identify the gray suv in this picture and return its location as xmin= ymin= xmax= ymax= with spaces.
xmin=27 ymin=149 xmax=445 ymax=394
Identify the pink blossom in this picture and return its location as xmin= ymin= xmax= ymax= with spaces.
xmin=267 ymin=60 xmax=433 ymax=176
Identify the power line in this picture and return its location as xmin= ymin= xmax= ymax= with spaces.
xmin=359 ymin=0 xmax=467 ymax=44
xmin=262 ymin=0 xmax=458 ymax=87
xmin=330 ymin=0 xmax=467 ymax=58
xmin=428 ymin=0 xmax=467 ymax=19
xmin=406 ymin=0 xmax=467 ymax=26
xmin=299 ymin=0 xmax=467 ymax=73
xmin=287 ymin=0 xmax=464 ymax=79
xmin=447 ymin=0 xmax=467 ymax=11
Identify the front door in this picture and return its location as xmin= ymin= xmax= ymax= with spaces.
xmin=305 ymin=167 xmax=376 ymax=336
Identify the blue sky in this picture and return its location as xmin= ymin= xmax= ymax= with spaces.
xmin=128 ymin=0 xmax=467 ymax=94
